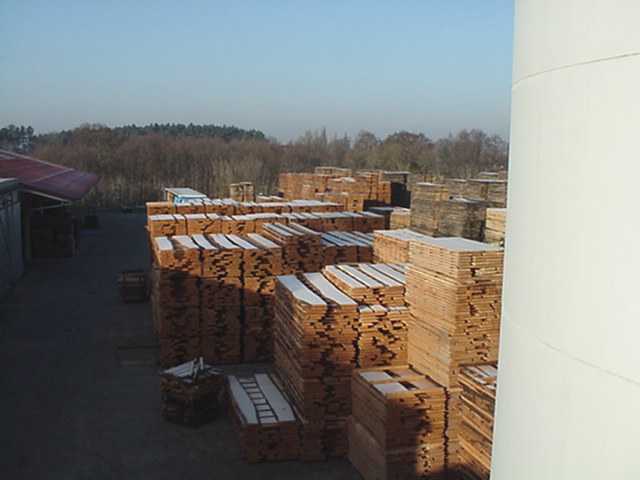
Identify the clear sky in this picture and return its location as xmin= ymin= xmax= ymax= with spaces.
xmin=0 ymin=1 xmax=514 ymax=142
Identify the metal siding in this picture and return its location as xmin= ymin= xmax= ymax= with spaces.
xmin=0 ymin=187 xmax=23 ymax=297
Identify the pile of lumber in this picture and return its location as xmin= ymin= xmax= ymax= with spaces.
xmin=278 ymin=170 xmax=395 ymax=208
xmin=151 ymin=233 xmax=285 ymax=366
xmin=229 ymin=181 xmax=256 ymax=202
xmin=484 ymin=208 xmax=506 ymax=245
xmin=456 ymin=364 xmax=497 ymax=480
xmin=389 ymin=207 xmax=411 ymax=229
xmin=410 ymin=182 xmax=490 ymax=240
xmin=146 ymin=198 xmax=342 ymax=217
xmin=321 ymin=231 xmax=373 ymax=264
xmin=373 ymin=229 xmax=433 ymax=263
xmin=348 ymin=366 xmax=447 ymax=479
xmin=261 ymin=223 xmax=324 ymax=274
xmin=228 ymin=373 xmax=300 ymax=463
xmin=273 ymin=273 xmax=359 ymax=459
xmin=147 ymin=211 xmax=384 ymax=238
xmin=315 ymin=166 xmax=352 ymax=176
xmin=160 ymin=358 xmax=224 ymax=426
xmin=463 ymin=179 xmax=507 ymax=207
xmin=405 ymin=237 xmax=503 ymax=388
xmin=323 ymin=263 xmax=408 ymax=367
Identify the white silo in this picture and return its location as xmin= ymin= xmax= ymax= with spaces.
xmin=492 ymin=1 xmax=640 ymax=478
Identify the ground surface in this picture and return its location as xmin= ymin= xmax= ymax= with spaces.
xmin=0 ymin=211 xmax=359 ymax=480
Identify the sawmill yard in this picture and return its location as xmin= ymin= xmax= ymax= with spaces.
xmin=0 ymin=211 xmax=357 ymax=479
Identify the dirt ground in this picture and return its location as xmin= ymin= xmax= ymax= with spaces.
xmin=0 ymin=211 xmax=359 ymax=480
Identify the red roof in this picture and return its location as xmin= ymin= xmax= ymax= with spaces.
xmin=0 ymin=150 xmax=98 ymax=201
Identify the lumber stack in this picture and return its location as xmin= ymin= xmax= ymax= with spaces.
xmin=323 ymin=264 xmax=404 ymax=307
xmin=484 ymin=208 xmax=506 ymax=245
xmin=160 ymin=358 xmax=224 ymax=426
xmin=348 ymin=366 xmax=447 ymax=480
xmin=389 ymin=207 xmax=411 ymax=229
xmin=321 ymin=231 xmax=373 ymax=264
xmin=410 ymin=182 xmax=490 ymax=240
xmin=229 ymin=181 xmax=256 ymax=202
xmin=323 ymin=263 xmax=408 ymax=367
xmin=262 ymin=223 xmax=323 ymax=274
xmin=147 ymin=201 xmax=175 ymax=216
xmin=464 ymin=179 xmax=507 ymax=207
xmin=273 ymin=273 xmax=359 ymax=459
xmin=405 ymin=236 xmax=503 ymax=388
xmin=196 ymin=234 xmax=244 ymax=364
xmin=456 ymin=364 xmax=497 ymax=480
xmin=151 ymin=233 xmax=285 ymax=366
xmin=228 ymin=373 xmax=300 ymax=463
xmin=148 ymin=214 xmax=188 ymax=236
xmin=373 ymin=229 xmax=433 ymax=264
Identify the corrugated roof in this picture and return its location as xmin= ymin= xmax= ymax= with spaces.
xmin=0 ymin=150 xmax=98 ymax=201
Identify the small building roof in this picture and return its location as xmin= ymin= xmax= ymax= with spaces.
xmin=0 ymin=150 xmax=98 ymax=202
xmin=0 ymin=177 xmax=19 ymax=194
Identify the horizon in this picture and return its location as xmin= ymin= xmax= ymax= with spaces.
xmin=0 ymin=1 xmax=514 ymax=142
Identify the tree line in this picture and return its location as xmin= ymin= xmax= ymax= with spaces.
xmin=1 ymin=123 xmax=508 ymax=207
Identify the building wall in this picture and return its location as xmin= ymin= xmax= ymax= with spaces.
xmin=0 ymin=186 xmax=23 ymax=297
xmin=492 ymin=1 xmax=640 ymax=479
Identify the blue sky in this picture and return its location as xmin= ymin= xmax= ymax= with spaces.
xmin=0 ymin=1 xmax=514 ymax=141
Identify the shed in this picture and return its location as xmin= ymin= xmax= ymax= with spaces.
xmin=0 ymin=178 xmax=23 ymax=297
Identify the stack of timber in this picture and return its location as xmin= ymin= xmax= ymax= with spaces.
xmin=148 ymin=210 xmax=384 ymax=239
xmin=405 ymin=236 xmax=503 ymax=467
xmin=229 ymin=181 xmax=256 ymax=202
xmin=147 ymin=198 xmax=342 ymax=218
xmin=484 ymin=208 xmax=506 ymax=245
xmin=366 ymin=206 xmax=395 ymax=229
xmin=405 ymin=237 xmax=503 ymax=388
xmin=389 ymin=207 xmax=411 ymax=230
xmin=373 ymin=229 xmax=434 ymax=264
xmin=262 ymin=223 xmax=323 ymax=274
xmin=160 ymin=358 xmax=224 ymax=426
xmin=151 ymin=233 xmax=285 ymax=366
xmin=463 ymin=179 xmax=507 ymax=207
xmin=273 ymin=273 xmax=359 ymax=459
xmin=323 ymin=263 xmax=408 ymax=368
xmin=228 ymin=373 xmax=300 ymax=463
xmin=321 ymin=231 xmax=373 ymax=264
xmin=456 ymin=364 xmax=497 ymax=480
xmin=315 ymin=166 xmax=352 ymax=176
xmin=348 ymin=366 xmax=447 ymax=480
xmin=410 ymin=182 xmax=490 ymax=240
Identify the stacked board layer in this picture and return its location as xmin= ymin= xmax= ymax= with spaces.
xmin=228 ymin=373 xmax=300 ymax=463
xmin=373 ymin=229 xmax=434 ymax=263
xmin=147 ymin=211 xmax=384 ymax=237
xmin=146 ymin=198 xmax=342 ymax=217
xmin=456 ymin=364 xmax=497 ymax=480
xmin=348 ymin=366 xmax=447 ymax=480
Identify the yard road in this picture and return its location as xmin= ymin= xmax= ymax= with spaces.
xmin=0 ymin=211 xmax=358 ymax=480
